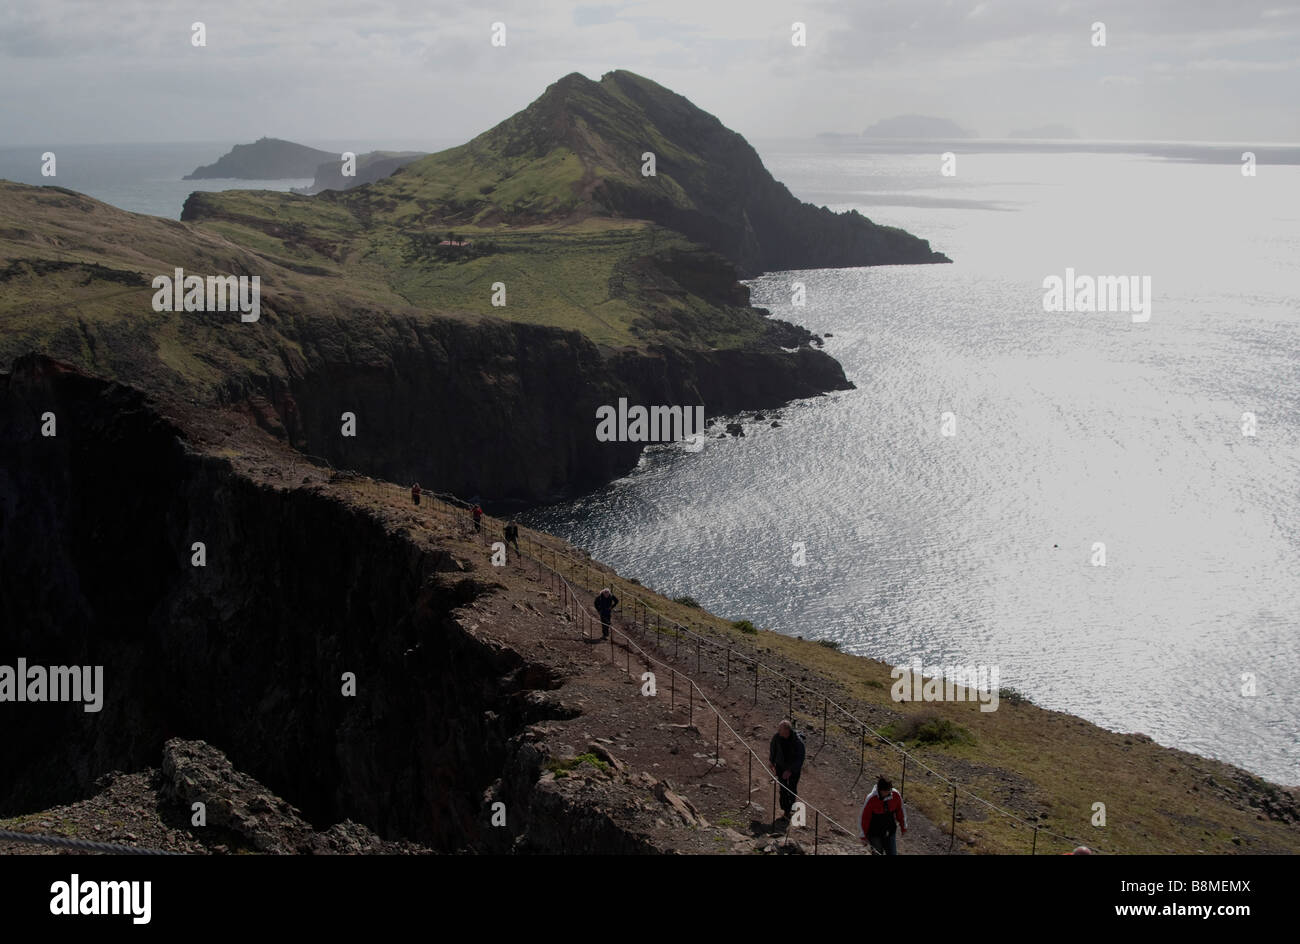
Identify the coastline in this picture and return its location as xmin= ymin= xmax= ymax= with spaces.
xmin=2 ymin=360 xmax=1295 ymax=854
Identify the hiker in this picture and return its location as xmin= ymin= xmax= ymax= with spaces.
xmin=594 ymin=588 xmax=618 ymax=639
xmin=504 ymin=520 xmax=520 ymax=554
xmin=411 ymin=482 xmax=421 ymax=506
xmin=858 ymin=776 xmax=906 ymax=855
xmin=769 ymin=720 xmax=805 ymax=819
xmin=472 ymin=504 xmax=483 ymax=533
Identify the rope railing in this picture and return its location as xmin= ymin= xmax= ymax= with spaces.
xmin=363 ymin=476 xmax=1106 ymax=855
xmin=360 ymin=479 xmax=859 ymax=851
xmin=542 ymin=552 xmax=860 ymax=853
xmin=0 ymin=828 xmax=182 ymax=855
xmin=509 ymin=524 xmax=1109 ymax=854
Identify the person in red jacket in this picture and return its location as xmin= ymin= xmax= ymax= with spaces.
xmin=472 ymin=504 xmax=483 ymax=533
xmin=859 ymin=776 xmax=906 ymax=855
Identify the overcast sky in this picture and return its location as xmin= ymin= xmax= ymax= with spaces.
xmin=2 ymin=0 xmax=1297 ymax=147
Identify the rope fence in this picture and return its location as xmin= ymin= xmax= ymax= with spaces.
xmin=0 ymin=828 xmax=182 ymax=855
xmin=367 ymin=475 xmax=1106 ymax=855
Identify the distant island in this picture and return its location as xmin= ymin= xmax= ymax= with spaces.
xmin=1008 ymin=124 xmax=1080 ymax=139
xmin=862 ymin=115 xmax=976 ymax=138
xmin=184 ymin=137 xmax=336 ymax=179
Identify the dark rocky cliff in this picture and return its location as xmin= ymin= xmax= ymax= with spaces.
xmin=0 ymin=357 xmax=565 ymax=847
xmin=215 ymin=314 xmax=848 ymax=506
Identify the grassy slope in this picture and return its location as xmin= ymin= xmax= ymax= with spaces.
xmin=0 ymin=174 xmax=770 ymax=399
xmin=529 ymin=537 xmax=1300 ymax=855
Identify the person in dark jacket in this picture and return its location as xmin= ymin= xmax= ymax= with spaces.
xmin=411 ymin=483 xmax=421 ymax=506
xmin=503 ymin=521 xmax=520 ymax=554
xmin=858 ymin=776 xmax=907 ymax=854
xmin=769 ymin=720 xmax=805 ymax=818
xmin=594 ymin=588 xmax=618 ymax=639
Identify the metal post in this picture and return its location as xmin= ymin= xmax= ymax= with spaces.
xmin=821 ymin=697 xmax=828 ymax=747
xmin=1031 ymin=826 xmax=1038 ymax=855
xmin=696 ymin=639 xmax=701 ymax=674
xmin=689 ymin=683 xmax=693 ymax=726
xmin=670 ymin=669 xmax=675 ymax=710
xmin=747 ymin=752 xmax=753 ymax=808
xmin=609 ymin=629 xmax=614 ymax=662
xmin=725 ymin=648 xmax=730 ymax=688
xmin=772 ymin=781 xmax=777 ymax=825
xmin=655 ymin=615 xmax=660 ymax=649
xmin=901 ymin=754 xmax=907 ymax=797
xmin=675 ymin=627 xmax=679 ymax=661
xmin=753 ymin=661 xmax=759 ymax=704
xmin=714 ymin=715 xmax=720 ymax=767
xmin=858 ymin=726 xmax=865 ymax=778
xmin=948 ymin=781 xmax=958 ymax=854
xmin=787 ymin=679 xmax=792 ymax=718
xmin=814 ymin=812 xmax=820 ymax=856
xmin=625 ymin=645 xmax=630 ymax=675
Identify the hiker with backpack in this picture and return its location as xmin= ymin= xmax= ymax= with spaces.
xmin=504 ymin=520 xmax=521 ymax=554
xmin=859 ymin=776 xmax=907 ymax=854
xmin=769 ymin=720 xmax=805 ymax=819
xmin=411 ymin=482 xmax=421 ymax=506
xmin=472 ymin=504 xmax=483 ymax=533
xmin=594 ymin=588 xmax=618 ymax=639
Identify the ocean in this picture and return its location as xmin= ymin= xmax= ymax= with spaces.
xmin=522 ymin=140 xmax=1300 ymax=786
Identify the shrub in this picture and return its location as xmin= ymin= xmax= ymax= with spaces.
xmin=673 ymin=595 xmax=701 ymax=609
xmin=546 ymin=752 xmax=610 ymax=777
xmin=998 ymin=687 xmax=1030 ymax=707
xmin=732 ymin=619 xmax=757 ymax=635
xmin=883 ymin=711 xmax=973 ymax=746
xmin=816 ymin=639 xmax=840 ymax=650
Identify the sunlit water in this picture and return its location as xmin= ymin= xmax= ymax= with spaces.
xmin=524 ymin=145 xmax=1300 ymax=785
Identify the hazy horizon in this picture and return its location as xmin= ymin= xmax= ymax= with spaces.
xmin=3 ymin=1 xmax=1298 ymax=148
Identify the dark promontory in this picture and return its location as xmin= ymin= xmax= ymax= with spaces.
xmin=184 ymin=137 xmax=335 ymax=179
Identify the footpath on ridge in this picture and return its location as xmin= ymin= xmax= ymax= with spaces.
xmin=349 ymin=475 xmax=953 ymax=854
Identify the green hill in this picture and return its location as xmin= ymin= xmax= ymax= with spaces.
xmin=0 ymin=70 xmax=952 ymax=501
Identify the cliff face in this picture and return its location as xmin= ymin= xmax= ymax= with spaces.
xmin=0 ymin=357 xmax=563 ymax=846
xmin=225 ymin=314 xmax=849 ymax=505
xmin=4 ymin=356 xmax=818 ymax=854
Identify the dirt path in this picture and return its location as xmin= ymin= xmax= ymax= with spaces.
xmin=408 ymin=490 xmax=953 ymax=854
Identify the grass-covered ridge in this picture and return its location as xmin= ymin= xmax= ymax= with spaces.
xmin=2 ymin=69 xmax=947 ymax=397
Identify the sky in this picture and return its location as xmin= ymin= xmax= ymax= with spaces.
xmin=1 ymin=0 xmax=1297 ymax=147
